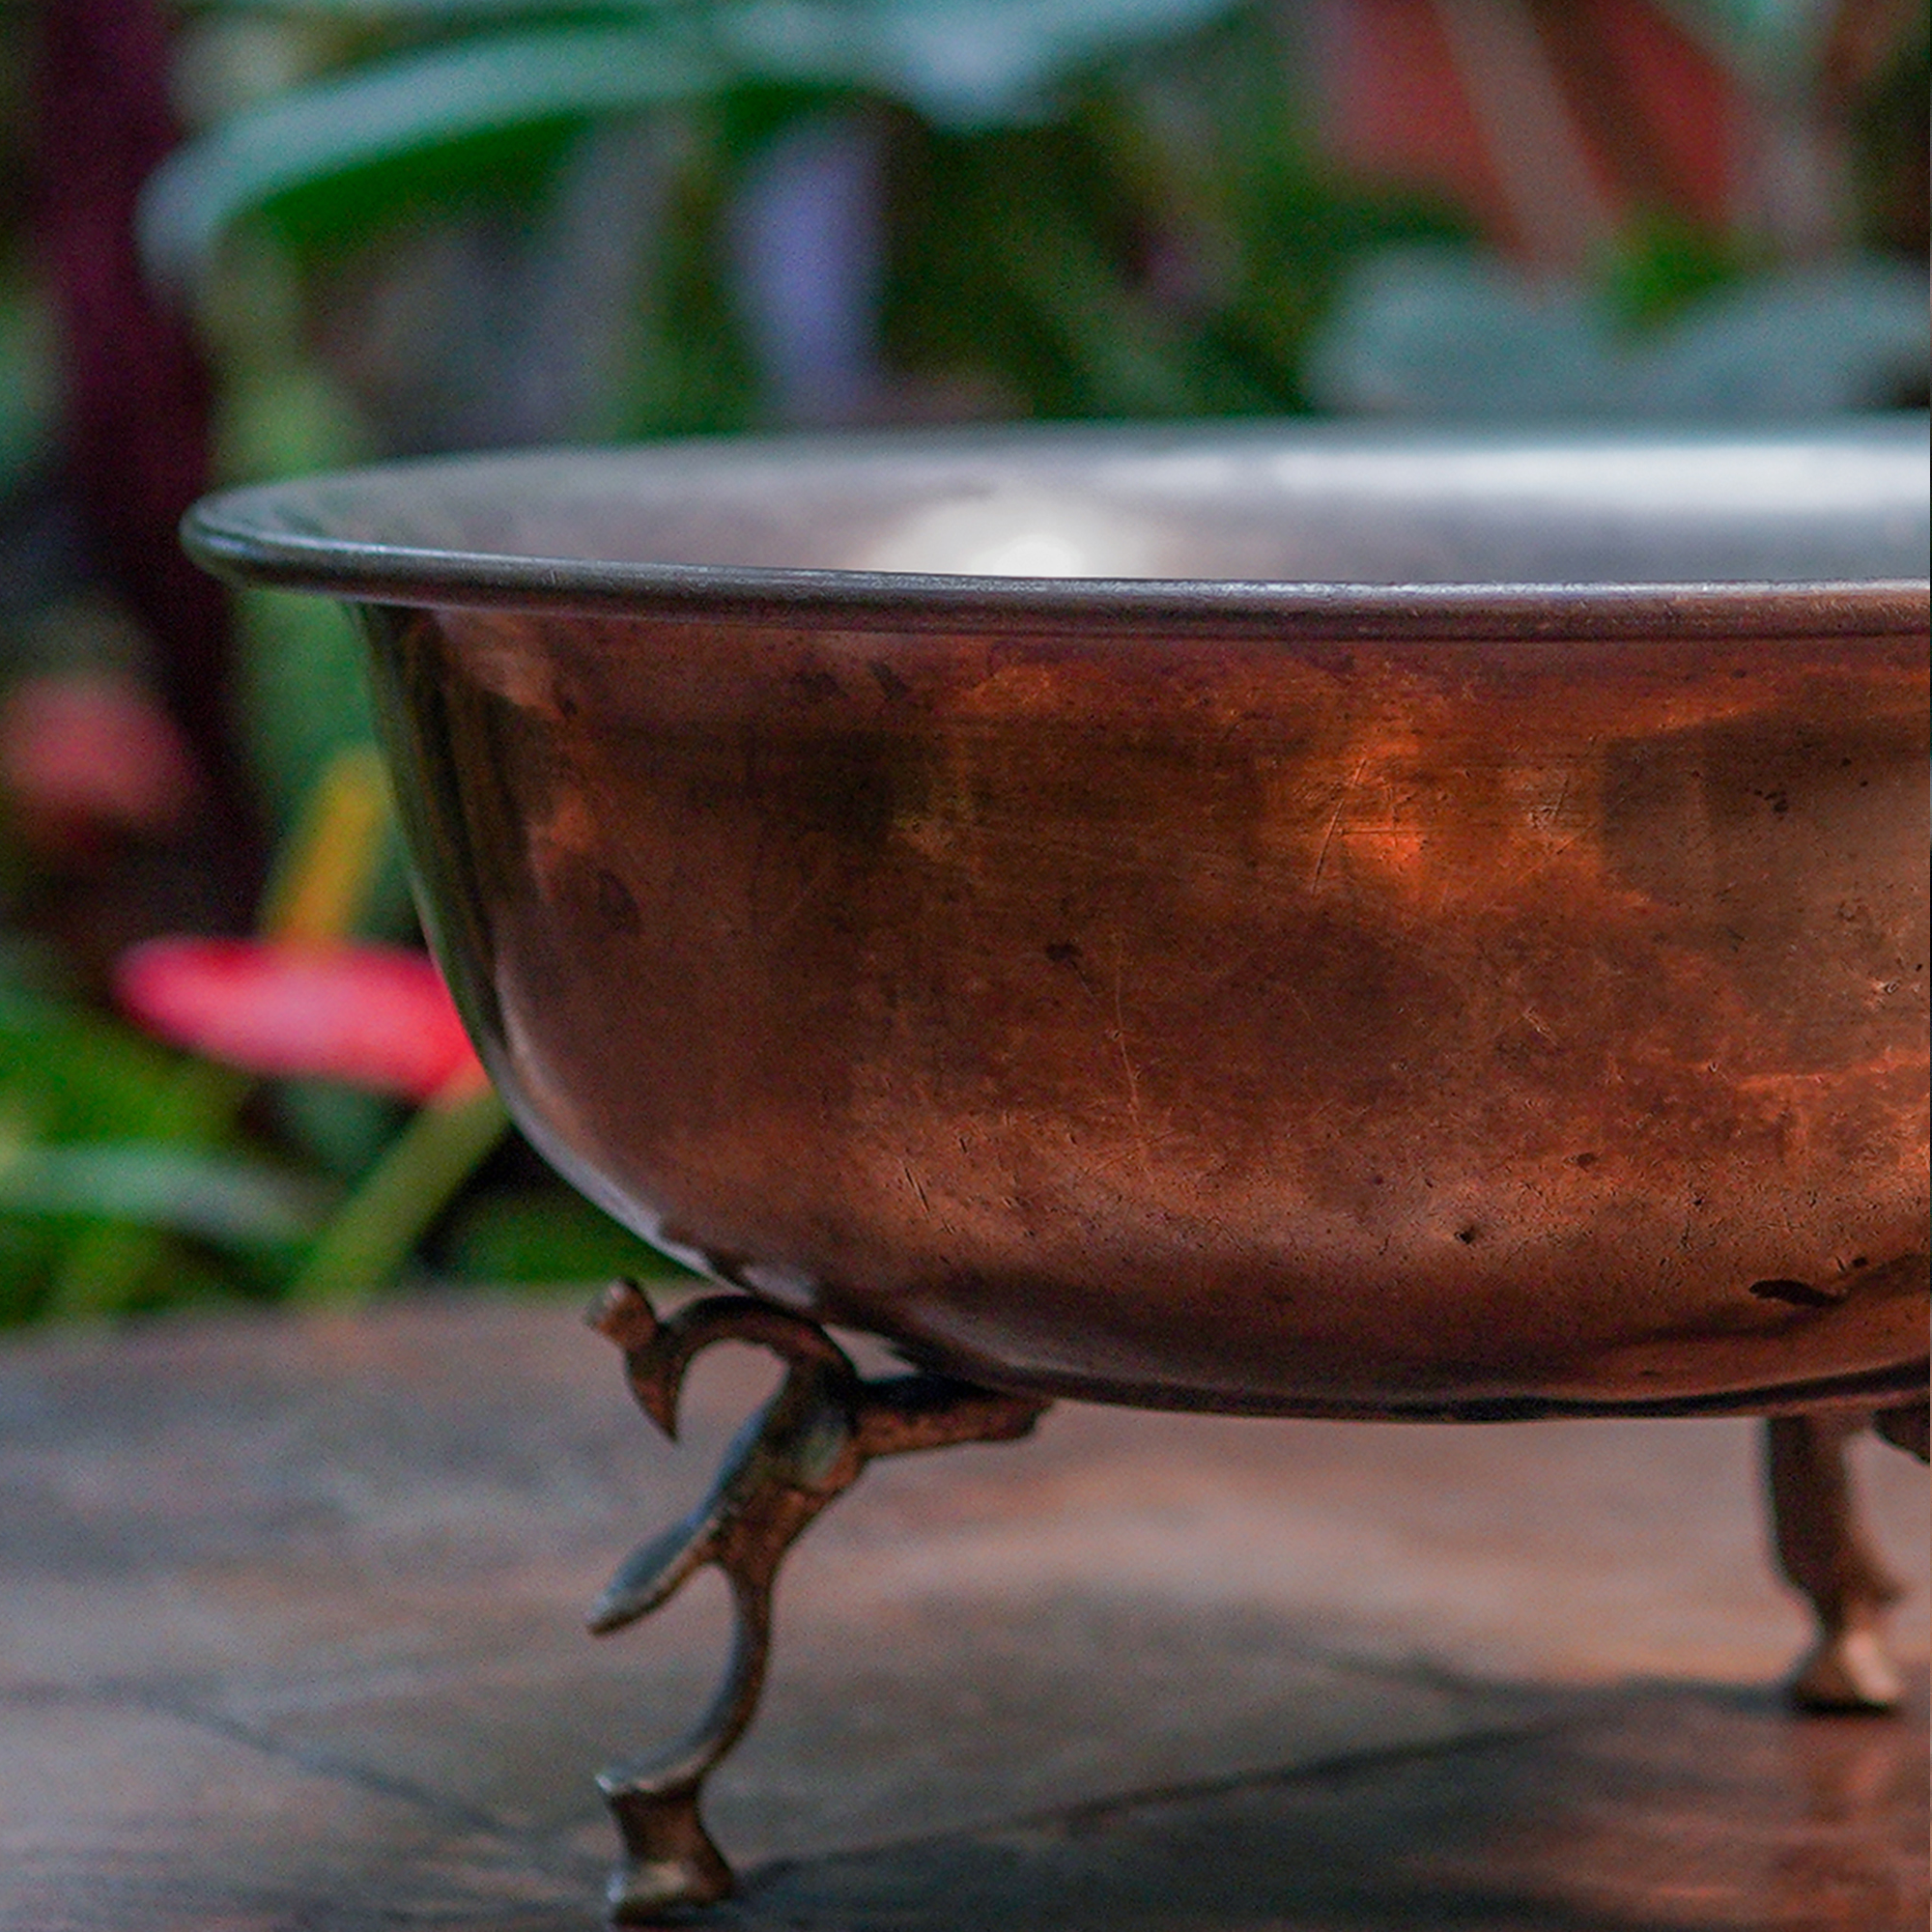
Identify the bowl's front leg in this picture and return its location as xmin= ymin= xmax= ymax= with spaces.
xmin=585 ymin=1281 xmax=1045 ymax=1923
xmin=1764 ymin=1407 xmax=1919 ymax=1712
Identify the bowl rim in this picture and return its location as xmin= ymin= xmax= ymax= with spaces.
xmin=182 ymin=421 xmax=1932 ymax=642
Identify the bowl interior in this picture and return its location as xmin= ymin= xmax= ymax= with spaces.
xmin=198 ymin=421 xmax=1929 ymax=591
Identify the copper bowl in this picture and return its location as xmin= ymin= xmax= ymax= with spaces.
xmin=185 ymin=421 xmax=1929 ymax=1422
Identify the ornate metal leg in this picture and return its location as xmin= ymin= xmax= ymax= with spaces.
xmin=585 ymin=1279 xmax=1047 ymax=1924
xmin=1764 ymin=1410 xmax=1905 ymax=1712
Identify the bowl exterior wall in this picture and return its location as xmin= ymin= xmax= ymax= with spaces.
xmin=365 ymin=604 xmax=1929 ymax=1416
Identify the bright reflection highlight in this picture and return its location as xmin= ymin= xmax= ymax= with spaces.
xmin=859 ymin=493 xmax=1158 ymax=579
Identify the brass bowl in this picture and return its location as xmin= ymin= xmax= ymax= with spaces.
xmin=186 ymin=421 xmax=1929 ymax=1421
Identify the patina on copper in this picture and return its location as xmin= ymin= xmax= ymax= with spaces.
xmin=187 ymin=424 xmax=1928 ymax=1420
xmin=184 ymin=421 xmax=1930 ymax=1918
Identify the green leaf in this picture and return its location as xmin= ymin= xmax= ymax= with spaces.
xmin=0 ymin=1217 xmax=53 ymax=1325
xmin=1599 ymin=214 xmax=1747 ymax=334
xmin=144 ymin=1 xmax=1251 ymax=287
xmin=1306 ymin=243 xmax=1931 ymax=420
xmin=440 ymin=1182 xmax=695 ymax=1283
xmin=140 ymin=23 xmax=726 ymax=288
xmin=0 ymin=1001 xmax=257 ymax=1321
xmin=189 ymin=0 xmax=663 ymax=15
xmin=1655 ymin=0 xmax=1836 ymax=80
xmin=275 ymin=1080 xmax=406 ymax=1181
xmin=722 ymin=0 xmax=1243 ymax=128
xmin=0 ymin=999 xmax=227 ymax=1144
xmin=0 ymin=1142 xmax=330 ymax=1248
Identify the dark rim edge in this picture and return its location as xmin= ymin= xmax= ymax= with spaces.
xmin=182 ymin=512 xmax=1931 ymax=641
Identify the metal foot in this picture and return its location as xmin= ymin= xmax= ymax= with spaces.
xmin=1764 ymin=1411 xmax=1906 ymax=1713
xmin=585 ymin=1279 xmax=1046 ymax=1922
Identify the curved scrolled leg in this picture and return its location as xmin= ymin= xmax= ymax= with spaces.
xmin=585 ymin=1279 xmax=1046 ymax=1923
xmin=1764 ymin=1410 xmax=1907 ymax=1713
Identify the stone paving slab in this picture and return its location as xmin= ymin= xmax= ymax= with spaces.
xmin=0 ymin=1696 xmax=582 ymax=1932
xmin=1 ymin=1294 xmax=1924 ymax=1929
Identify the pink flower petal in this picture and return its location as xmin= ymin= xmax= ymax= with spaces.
xmin=116 ymin=938 xmax=487 ymax=1102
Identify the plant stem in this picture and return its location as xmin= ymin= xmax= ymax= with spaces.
xmin=257 ymin=744 xmax=392 ymax=941
xmin=289 ymin=1083 xmax=509 ymax=1306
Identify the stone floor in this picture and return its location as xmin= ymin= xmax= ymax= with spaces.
xmin=1 ymin=1292 xmax=1924 ymax=1931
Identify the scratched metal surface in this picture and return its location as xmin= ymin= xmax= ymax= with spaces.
xmin=187 ymin=424 xmax=1932 ymax=1416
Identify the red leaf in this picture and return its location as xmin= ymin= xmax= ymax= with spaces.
xmin=116 ymin=938 xmax=488 ymax=1102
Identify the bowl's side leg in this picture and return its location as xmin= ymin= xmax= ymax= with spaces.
xmin=1764 ymin=1409 xmax=1911 ymax=1712
xmin=584 ymin=1280 xmax=1046 ymax=1925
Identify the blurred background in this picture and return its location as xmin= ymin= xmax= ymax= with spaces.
xmin=0 ymin=0 xmax=1925 ymax=1323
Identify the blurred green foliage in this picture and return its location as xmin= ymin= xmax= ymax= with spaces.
xmin=0 ymin=983 xmax=278 ymax=1321
xmin=1598 ymin=213 xmax=1750 ymax=334
xmin=147 ymin=0 xmax=1468 ymax=444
